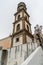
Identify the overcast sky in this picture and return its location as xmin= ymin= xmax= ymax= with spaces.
xmin=0 ymin=0 xmax=43 ymax=39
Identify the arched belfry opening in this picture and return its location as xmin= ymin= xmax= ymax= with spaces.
xmin=1 ymin=50 xmax=8 ymax=65
xmin=16 ymin=24 xmax=20 ymax=32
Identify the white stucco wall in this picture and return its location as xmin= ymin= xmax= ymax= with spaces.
xmin=13 ymin=35 xmax=23 ymax=46
xmin=0 ymin=42 xmax=38 ymax=65
xmin=6 ymin=42 xmax=36 ymax=65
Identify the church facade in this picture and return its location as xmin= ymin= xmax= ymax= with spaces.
xmin=0 ymin=2 xmax=43 ymax=65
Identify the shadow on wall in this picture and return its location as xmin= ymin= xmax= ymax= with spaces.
xmin=40 ymin=43 xmax=43 ymax=49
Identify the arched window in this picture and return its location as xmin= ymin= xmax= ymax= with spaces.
xmin=18 ymin=15 xmax=20 ymax=20
xmin=1 ymin=50 xmax=8 ymax=65
xmin=27 ymin=25 xmax=29 ymax=31
xmin=16 ymin=24 xmax=20 ymax=31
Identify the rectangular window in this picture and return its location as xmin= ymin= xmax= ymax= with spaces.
xmin=16 ymin=38 xmax=19 ymax=42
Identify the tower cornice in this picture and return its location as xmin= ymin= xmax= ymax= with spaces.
xmin=14 ymin=9 xmax=30 ymax=17
xmin=13 ymin=17 xmax=31 ymax=25
xmin=12 ymin=29 xmax=34 ymax=38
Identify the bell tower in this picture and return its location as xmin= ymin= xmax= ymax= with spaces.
xmin=12 ymin=2 xmax=33 ymax=46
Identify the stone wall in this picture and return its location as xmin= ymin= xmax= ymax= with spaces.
xmin=0 ymin=42 xmax=38 ymax=65
xmin=6 ymin=42 xmax=37 ymax=65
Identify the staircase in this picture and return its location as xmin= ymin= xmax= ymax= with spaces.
xmin=21 ymin=46 xmax=43 ymax=65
